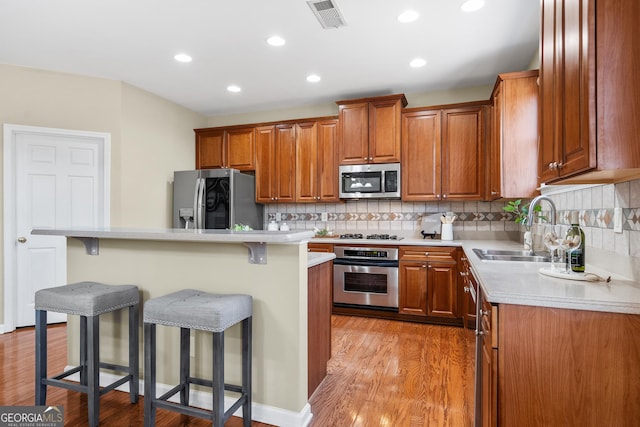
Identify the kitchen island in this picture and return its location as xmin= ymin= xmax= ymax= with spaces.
xmin=32 ymin=227 xmax=329 ymax=427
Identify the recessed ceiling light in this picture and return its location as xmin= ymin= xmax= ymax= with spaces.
xmin=461 ymin=0 xmax=485 ymax=12
xmin=306 ymin=74 xmax=321 ymax=83
xmin=227 ymin=85 xmax=242 ymax=93
xmin=266 ymin=35 xmax=286 ymax=47
xmin=397 ymin=10 xmax=419 ymax=23
xmin=174 ymin=53 xmax=192 ymax=63
xmin=410 ymin=58 xmax=427 ymax=68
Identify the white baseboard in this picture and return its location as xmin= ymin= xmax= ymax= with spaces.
xmin=64 ymin=366 xmax=313 ymax=427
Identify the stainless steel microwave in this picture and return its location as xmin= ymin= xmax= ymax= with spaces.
xmin=339 ymin=163 xmax=401 ymax=199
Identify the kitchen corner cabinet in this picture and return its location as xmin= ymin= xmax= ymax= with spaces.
xmin=255 ymin=124 xmax=296 ymax=203
xmin=307 ymin=259 xmax=332 ymax=397
xmin=399 ymin=246 xmax=458 ymax=318
xmin=539 ymin=0 xmax=640 ymax=184
xmin=486 ymin=304 xmax=640 ymax=425
xmin=402 ymin=104 xmax=487 ymax=201
xmin=296 ymin=119 xmax=340 ymax=202
xmin=195 ymin=127 xmax=255 ymax=171
xmin=488 ymin=70 xmax=539 ymax=200
xmin=337 ymin=94 xmax=408 ymax=165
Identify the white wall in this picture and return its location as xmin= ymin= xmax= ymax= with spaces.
xmin=0 ymin=64 xmax=207 ymax=324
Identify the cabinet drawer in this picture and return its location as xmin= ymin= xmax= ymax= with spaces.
xmin=400 ymin=246 xmax=457 ymax=262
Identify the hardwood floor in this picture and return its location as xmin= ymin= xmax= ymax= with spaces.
xmin=0 ymin=316 xmax=475 ymax=426
xmin=309 ymin=315 xmax=475 ymax=427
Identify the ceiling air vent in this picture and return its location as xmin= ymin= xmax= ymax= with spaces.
xmin=307 ymin=0 xmax=347 ymax=29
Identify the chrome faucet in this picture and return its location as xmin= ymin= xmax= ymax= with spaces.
xmin=527 ymin=195 xmax=556 ymax=226
xmin=526 ymin=195 xmax=556 ymax=254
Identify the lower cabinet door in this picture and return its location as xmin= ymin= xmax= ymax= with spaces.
xmin=399 ymin=261 xmax=428 ymax=316
xmin=426 ymin=262 xmax=458 ymax=318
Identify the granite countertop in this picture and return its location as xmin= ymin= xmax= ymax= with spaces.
xmin=312 ymin=236 xmax=640 ymax=314
xmin=307 ymin=252 xmax=336 ymax=268
xmin=31 ymin=227 xmax=315 ymax=244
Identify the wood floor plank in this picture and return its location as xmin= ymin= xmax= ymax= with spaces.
xmin=1 ymin=315 xmax=475 ymax=426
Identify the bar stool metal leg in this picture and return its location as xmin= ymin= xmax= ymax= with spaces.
xmin=129 ymin=304 xmax=140 ymax=403
xmin=212 ymin=331 xmax=224 ymax=427
xmin=144 ymin=322 xmax=156 ymax=427
xmin=242 ymin=317 xmax=252 ymax=427
xmin=35 ymin=310 xmax=47 ymax=405
xmin=80 ymin=316 xmax=88 ymax=386
xmin=180 ymin=327 xmax=190 ymax=406
xmin=87 ymin=315 xmax=100 ymax=427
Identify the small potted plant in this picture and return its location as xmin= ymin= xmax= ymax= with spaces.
xmin=503 ymin=199 xmax=545 ymax=251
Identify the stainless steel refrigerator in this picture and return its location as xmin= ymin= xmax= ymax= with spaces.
xmin=172 ymin=169 xmax=264 ymax=230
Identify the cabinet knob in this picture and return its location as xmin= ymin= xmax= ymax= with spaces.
xmin=461 ymin=257 xmax=468 ymax=261
xmin=424 ymin=252 xmax=429 ymax=256
xmin=422 ymin=264 xmax=427 ymax=268
xmin=557 ymin=162 xmax=564 ymax=169
xmin=491 ymin=191 xmax=499 ymax=195
xmin=464 ymin=286 xmax=470 ymax=293
xmin=460 ymin=271 xmax=469 ymax=277
xmin=443 ymin=194 xmax=447 ymax=199
xmin=548 ymin=162 xmax=557 ymax=170
xmin=436 ymin=194 xmax=441 ymax=198
xmin=481 ymin=309 xmax=490 ymax=316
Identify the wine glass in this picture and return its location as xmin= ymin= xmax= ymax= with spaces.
xmin=542 ymin=224 xmax=564 ymax=271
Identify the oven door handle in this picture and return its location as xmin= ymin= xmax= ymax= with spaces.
xmin=333 ymin=259 xmax=399 ymax=268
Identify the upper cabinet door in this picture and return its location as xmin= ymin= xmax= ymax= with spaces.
xmin=255 ymin=125 xmax=276 ymax=203
xmin=317 ymin=119 xmax=340 ymax=202
xmin=338 ymin=102 xmax=369 ymax=164
xmin=196 ymin=129 xmax=225 ymax=169
xmin=275 ymin=124 xmax=296 ymax=203
xmin=369 ymin=97 xmax=403 ymax=163
xmin=226 ymin=127 xmax=256 ymax=171
xmin=441 ymin=106 xmax=486 ymax=201
xmin=401 ymin=110 xmax=442 ymax=201
xmin=295 ymin=121 xmax=319 ymax=202
xmin=539 ymin=0 xmax=595 ymax=183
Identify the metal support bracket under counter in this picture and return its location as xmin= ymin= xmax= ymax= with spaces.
xmin=31 ymin=227 xmax=315 ymax=264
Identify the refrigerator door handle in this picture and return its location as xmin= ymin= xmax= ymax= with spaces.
xmin=195 ymin=177 xmax=205 ymax=229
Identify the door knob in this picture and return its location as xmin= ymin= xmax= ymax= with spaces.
xmin=17 ymin=237 xmax=27 ymax=243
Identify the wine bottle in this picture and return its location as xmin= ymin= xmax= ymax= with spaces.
xmin=567 ymin=211 xmax=585 ymax=272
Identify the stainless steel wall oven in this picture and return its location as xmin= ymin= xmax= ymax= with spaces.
xmin=333 ymin=246 xmax=399 ymax=309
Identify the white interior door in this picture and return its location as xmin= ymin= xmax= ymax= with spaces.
xmin=5 ymin=125 xmax=109 ymax=329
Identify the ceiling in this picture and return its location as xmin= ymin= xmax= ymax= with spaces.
xmin=0 ymin=0 xmax=540 ymax=117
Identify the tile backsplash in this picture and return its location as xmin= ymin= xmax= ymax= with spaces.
xmin=265 ymin=178 xmax=640 ymax=261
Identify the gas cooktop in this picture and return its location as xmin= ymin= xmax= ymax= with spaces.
xmin=338 ymin=233 xmax=404 ymax=240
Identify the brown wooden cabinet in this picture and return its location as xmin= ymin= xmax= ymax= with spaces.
xmin=308 ymin=242 xmax=334 ymax=253
xmin=337 ymin=94 xmax=407 ymax=165
xmin=489 ymin=70 xmax=540 ymax=200
xmin=477 ymin=290 xmax=497 ymax=427
xmin=492 ymin=304 xmax=640 ymax=425
xmin=255 ymin=124 xmax=296 ymax=203
xmin=399 ymin=246 xmax=458 ymax=318
xmin=402 ymin=104 xmax=487 ymax=201
xmin=195 ymin=127 xmax=255 ymax=171
xmin=307 ymin=259 xmax=332 ymax=397
xmin=459 ymin=252 xmax=477 ymax=329
xmin=296 ymin=119 xmax=339 ymax=202
xmin=539 ymin=0 xmax=640 ymax=184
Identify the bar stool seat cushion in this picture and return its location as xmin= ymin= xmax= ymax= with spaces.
xmin=144 ymin=289 xmax=252 ymax=332
xmin=35 ymin=281 xmax=139 ymax=316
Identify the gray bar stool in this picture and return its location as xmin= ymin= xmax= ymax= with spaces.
xmin=143 ymin=289 xmax=252 ymax=427
xmin=35 ymin=281 xmax=140 ymax=427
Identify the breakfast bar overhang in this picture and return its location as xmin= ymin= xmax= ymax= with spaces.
xmin=32 ymin=227 xmax=320 ymax=427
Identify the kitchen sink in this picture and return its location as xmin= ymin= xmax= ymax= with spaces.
xmin=472 ymin=248 xmax=551 ymax=262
